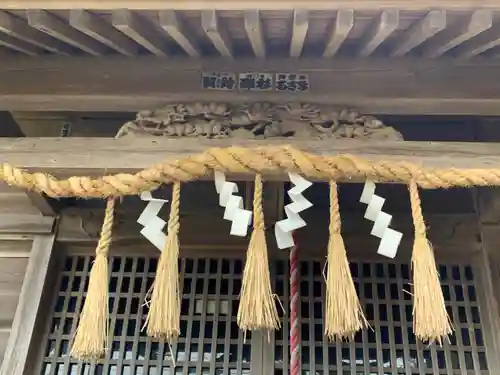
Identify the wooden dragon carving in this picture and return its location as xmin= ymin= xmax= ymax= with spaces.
xmin=115 ymin=102 xmax=403 ymax=140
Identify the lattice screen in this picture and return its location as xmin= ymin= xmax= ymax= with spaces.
xmin=38 ymin=255 xmax=491 ymax=375
xmin=39 ymin=256 xmax=251 ymax=375
xmin=272 ymin=260 xmax=490 ymax=375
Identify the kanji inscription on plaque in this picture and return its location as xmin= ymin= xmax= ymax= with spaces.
xmin=201 ymin=72 xmax=309 ymax=92
xmin=202 ymin=72 xmax=237 ymax=90
xmin=275 ymin=73 xmax=310 ymax=93
xmin=238 ymin=72 xmax=273 ymax=91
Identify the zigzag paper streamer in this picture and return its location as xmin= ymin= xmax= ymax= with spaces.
xmin=137 ymin=191 xmax=168 ymax=252
xmin=360 ymin=181 xmax=402 ymax=258
xmin=214 ymin=171 xmax=252 ymax=237
xmin=275 ymin=173 xmax=313 ymax=249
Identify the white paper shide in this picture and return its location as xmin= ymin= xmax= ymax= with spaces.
xmin=360 ymin=181 xmax=402 ymax=258
xmin=214 ymin=171 xmax=252 ymax=237
xmin=275 ymin=173 xmax=313 ymax=249
xmin=137 ymin=191 xmax=168 ymax=252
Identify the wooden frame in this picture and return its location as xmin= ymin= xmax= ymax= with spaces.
xmin=2 ymin=57 xmax=500 ymax=114
xmin=28 ymin=232 xmax=499 ymax=375
xmin=2 ymin=138 xmax=500 ymax=177
xmin=0 ymin=9 xmax=497 ymax=62
xmin=0 ymin=1 xmax=499 ymax=10
xmin=0 ymin=234 xmax=56 ymax=375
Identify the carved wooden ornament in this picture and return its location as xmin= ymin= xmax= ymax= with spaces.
xmin=115 ymin=102 xmax=403 ymax=140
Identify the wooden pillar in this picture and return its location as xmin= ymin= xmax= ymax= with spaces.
xmin=473 ymin=188 xmax=500 ymax=366
xmin=0 ymin=183 xmax=58 ymax=374
xmin=0 ymin=234 xmax=57 ymax=375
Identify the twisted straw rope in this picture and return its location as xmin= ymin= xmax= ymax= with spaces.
xmin=237 ymin=174 xmax=280 ymax=332
xmin=324 ymin=181 xmax=367 ymax=340
xmin=409 ymin=181 xmax=427 ymax=237
xmin=167 ymin=182 xmax=181 ymax=237
xmin=329 ymin=181 xmax=341 ymax=235
xmin=70 ymin=197 xmax=115 ymax=359
xmin=1 ymin=146 xmax=499 ymax=198
xmin=146 ymin=181 xmax=181 ymax=341
xmin=408 ymin=180 xmax=452 ymax=342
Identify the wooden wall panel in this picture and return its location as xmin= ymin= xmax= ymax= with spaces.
xmin=0 ymin=331 xmax=9 ymax=364
xmin=0 ymin=241 xmax=31 ymax=363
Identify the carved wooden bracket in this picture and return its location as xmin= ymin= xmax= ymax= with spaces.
xmin=115 ymin=102 xmax=403 ymax=140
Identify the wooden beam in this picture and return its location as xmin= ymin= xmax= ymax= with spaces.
xmin=112 ymin=9 xmax=168 ymax=57
xmin=290 ymin=9 xmax=309 ymax=57
xmin=0 ymin=1 xmax=499 ymax=11
xmin=0 ymin=11 xmax=72 ymax=54
xmin=0 ymin=182 xmax=57 ymax=221
xmin=422 ymin=10 xmax=493 ymax=59
xmin=358 ymin=10 xmax=399 ymax=57
xmin=1 ymin=138 xmax=500 ymax=177
xmin=0 ymin=112 xmax=23 ymax=137
xmin=27 ymin=10 xmax=108 ymax=56
xmin=390 ymin=10 xmax=446 ymax=57
xmin=472 ymin=189 xmax=500 ymax=370
xmin=159 ymin=10 xmax=199 ymax=57
xmin=455 ymin=21 xmax=500 ymax=59
xmin=112 ymin=10 xmax=168 ymax=57
xmin=244 ymin=9 xmax=265 ymax=58
xmin=0 ymin=214 xmax=54 ymax=234
xmin=323 ymin=9 xmax=354 ymax=57
xmin=201 ymin=10 xmax=233 ymax=58
xmin=2 ymin=56 xmax=500 ymax=114
xmin=0 ymin=33 xmax=41 ymax=55
xmin=57 ymin=207 xmax=479 ymax=253
xmin=70 ymin=9 xmax=139 ymax=56
xmin=25 ymin=191 xmax=59 ymax=217
xmin=0 ymin=235 xmax=55 ymax=375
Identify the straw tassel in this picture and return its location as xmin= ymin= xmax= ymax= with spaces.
xmin=70 ymin=197 xmax=115 ymax=360
xmin=409 ymin=180 xmax=452 ymax=344
xmin=324 ymin=181 xmax=367 ymax=341
xmin=146 ymin=182 xmax=181 ymax=342
xmin=237 ymin=174 xmax=280 ymax=333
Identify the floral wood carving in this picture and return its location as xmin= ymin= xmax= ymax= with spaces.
xmin=115 ymin=102 xmax=403 ymax=140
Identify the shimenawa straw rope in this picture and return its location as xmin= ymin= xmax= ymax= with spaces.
xmin=70 ymin=197 xmax=115 ymax=360
xmin=3 ymin=146 xmax=500 ymax=198
xmin=237 ymin=174 xmax=280 ymax=333
xmin=324 ymin=181 xmax=368 ymax=340
xmin=31 ymin=146 xmax=462 ymax=354
xmin=409 ymin=180 xmax=452 ymax=344
xmin=146 ymin=182 xmax=182 ymax=342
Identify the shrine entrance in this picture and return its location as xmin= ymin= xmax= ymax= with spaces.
xmin=35 ymin=181 xmax=494 ymax=375
xmin=0 ymin=4 xmax=500 ymax=375
xmin=37 ymin=254 xmax=491 ymax=375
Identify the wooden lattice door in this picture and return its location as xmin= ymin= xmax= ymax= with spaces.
xmin=269 ymin=259 xmax=491 ymax=375
xmin=38 ymin=255 xmax=253 ymax=375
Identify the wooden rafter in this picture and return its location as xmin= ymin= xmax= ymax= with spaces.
xmin=70 ymin=9 xmax=139 ymax=56
xmin=358 ymin=10 xmax=399 ymax=57
xmin=455 ymin=21 xmax=500 ymax=59
xmin=0 ymin=11 xmax=72 ymax=54
xmin=1 ymin=56 xmax=500 ymax=114
xmin=323 ymin=9 xmax=354 ymax=57
xmin=112 ymin=9 xmax=169 ymax=56
xmin=390 ymin=10 xmax=446 ymax=57
xmin=0 ymin=1 xmax=499 ymax=11
xmin=201 ymin=10 xmax=233 ymax=58
xmin=159 ymin=10 xmax=200 ymax=57
xmin=422 ymin=10 xmax=493 ymax=59
xmin=290 ymin=9 xmax=309 ymax=57
xmin=27 ymin=10 xmax=108 ymax=56
xmin=0 ymin=33 xmax=41 ymax=55
xmin=244 ymin=9 xmax=266 ymax=58
xmin=1 ymin=138 xmax=500 ymax=176
xmin=0 ymin=8 xmax=495 ymax=60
